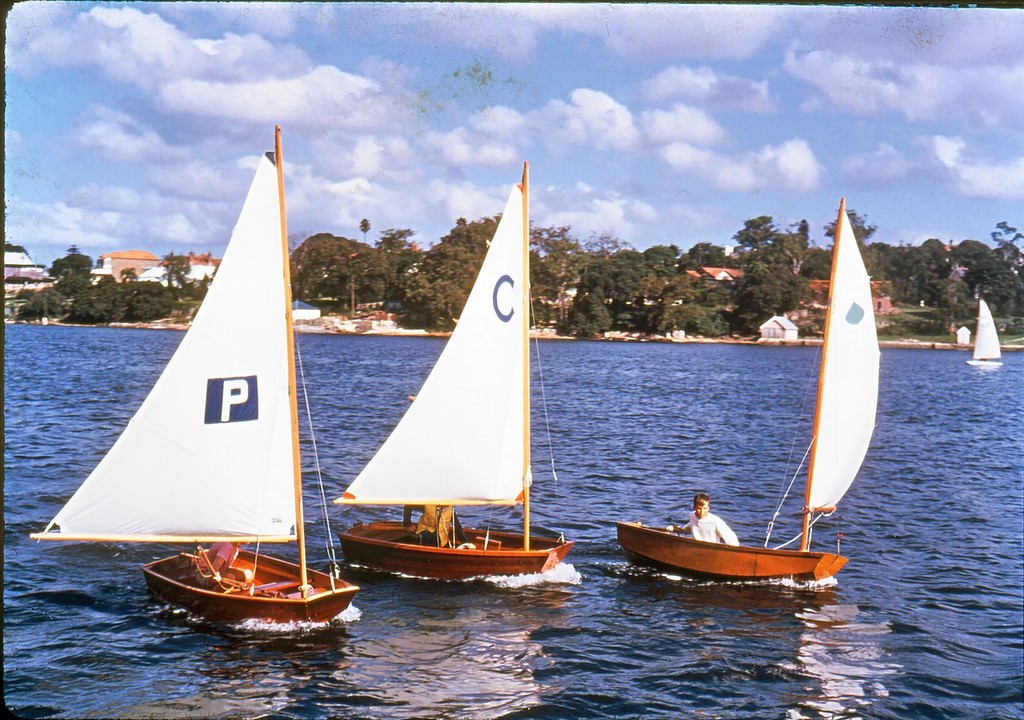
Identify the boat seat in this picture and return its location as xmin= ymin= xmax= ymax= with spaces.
xmin=192 ymin=544 xmax=254 ymax=592
xmin=475 ymin=536 xmax=502 ymax=551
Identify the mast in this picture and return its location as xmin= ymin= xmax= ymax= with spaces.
xmin=801 ymin=198 xmax=846 ymax=552
xmin=520 ymin=162 xmax=531 ymax=551
xmin=275 ymin=125 xmax=309 ymax=596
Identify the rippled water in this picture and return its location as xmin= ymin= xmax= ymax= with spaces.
xmin=4 ymin=324 xmax=1022 ymax=719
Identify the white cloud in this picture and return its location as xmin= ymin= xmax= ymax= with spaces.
xmin=532 ymin=89 xmax=640 ymax=152
xmin=640 ymin=104 xmax=726 ymax=147
xmin=75 ymin=106 xmax=186 ymax=164
xmin=783 ymin=47 xmax=1024 ymax=130
xmin=842 ymin=144 xmax=913 ymax=186
xmin=930 ymin=135 xmax=1024 ymax=200
xmin=642 ymin=66 xmax=774 ymax=112
xmin=661 ymin=138 xmax=821 ymax=194
xmin=424 ymin=128 xmax=518 ymax=168
xmin=470 ymin=106 xmax=528 ymax=137
xmin=157 ymin=66 xmax=403 ymax=132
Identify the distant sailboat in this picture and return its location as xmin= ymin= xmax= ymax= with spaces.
xmin=967 ymin=299 xmax=1003 ymax=367
xmin=617 ymin=198 xmax=879 ymax=582
xmin=334 ymin=164 xmax=574 ymax=579
xmin=31 ymin=127 xmax=359 ymax=623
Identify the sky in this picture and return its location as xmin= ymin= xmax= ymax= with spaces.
xmin=5 ymin=2 xmax=1024 ymax=269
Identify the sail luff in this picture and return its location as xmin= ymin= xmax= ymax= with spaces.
xmin=801 ymin=198 xmax=846 ymax=551
xmin=275 ymin=126 xmax=309 ymax=596
xmin=521 ymin=162 xmax=531 ymax=552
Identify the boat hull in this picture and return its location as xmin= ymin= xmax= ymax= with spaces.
xmin=338 ymin=522 xmax=573 ymax=580
xmin=966 ymin=359 xmax=1003 ymax=367
xmin=141 ymin=549 xmax=360 ymax=623
xmin=616 ymin=521 xmax=847 ymax=582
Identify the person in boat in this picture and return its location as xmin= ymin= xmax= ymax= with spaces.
xmin=404 ymin=504 xmax=466 ymax=547
xmin=668 ymin=493 xmax=739 ymax=546
xmin=194 ymin=542 xmax=252 ymax=588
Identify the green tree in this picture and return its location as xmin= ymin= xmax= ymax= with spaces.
xmin=50 ymin=246 xmax=93 ymax=298
xmin=680 ymin=242 xmax=728 ymax=271
xmin=402 ymin=216 xmax=495 ymax=330
xmin=16 ymin=288 xmax=67 ymax=320
xmin=163 ymin=253 xmax=192 ymax=291
xmin=531 ymin=226 xmax=585 ymax=328
xmin=375 ymin=228 xmax=420 ymax=306
xmin=123 ymin=282 xmax=176 ymax=321
xmin=564 ymin=288 xmax=612 ymax=337
xmin=360 ymin=218 xmax=371 ymax=243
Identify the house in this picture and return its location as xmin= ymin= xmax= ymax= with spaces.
xmin=808 ymin=279 xmax=894 ymax=314
xmin=137 ymin=252 xmax=220 ymax=285
xmin=292 ymin=301 xmax=321 ymax=321
xmin=956 ymin=326 xmax=971 ymax=345
xmin=759 ymin=315 xmax=799 ymax=341
xmin=92 ymin=250 xmax=160 ymax=281
xmin=4 ymin=250 xmax=49 ymax=284
xmin=685 ymin=266 xmax=745 ymax=282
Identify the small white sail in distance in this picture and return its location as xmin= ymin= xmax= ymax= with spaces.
xmin=972 ymin=299 xmax=1002 ymax=363
xmin=35 ymin=151 xmax=296 ymax=542
xmin=806 ymin=200 xmax=880 ymax=513
xmin=337 ymin=181 xmax=528 ymax=506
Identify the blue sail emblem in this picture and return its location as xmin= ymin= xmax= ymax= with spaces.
xmin=845 ymin=302 xmax=865 ymax=325
xmin=492 ymin=274 xmax=515 ymax=322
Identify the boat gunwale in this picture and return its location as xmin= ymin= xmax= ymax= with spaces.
xmin=339 ymin=521 xmax=573 ymax=559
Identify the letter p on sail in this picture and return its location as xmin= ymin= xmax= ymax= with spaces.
xmin=205 ymin=376 xmax=259 ymax=424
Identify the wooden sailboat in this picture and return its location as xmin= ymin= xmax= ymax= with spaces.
xmin=617 ymin=198 xmax=879 ymax=583
xmin=31 ymin=127 xmax=359 ymax=623
xmin=334 ymin=164 xmax=573 ymax=579
xmin=967 ymin=299 xmax=1003 ymax=367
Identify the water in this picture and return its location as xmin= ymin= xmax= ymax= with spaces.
xmin=4 ymin=324 xmax=1022 ymax=719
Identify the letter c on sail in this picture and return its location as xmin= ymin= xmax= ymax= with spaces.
xmin=492 ymin=274 xmax=515 ymax=323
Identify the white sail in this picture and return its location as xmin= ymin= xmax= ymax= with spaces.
xmin=973 ymin=300 xmax=1002 ymax=361
xmin=806 ymin=203 xmax=879 ymax=512
xmin=338 ymin=182 xmax=528 ymax=505
xmin=38 ymin=152 xmax=297 ymax=541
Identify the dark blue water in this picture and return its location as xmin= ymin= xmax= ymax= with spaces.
xmin=5 ymin=324 xmax=1022 ymax=719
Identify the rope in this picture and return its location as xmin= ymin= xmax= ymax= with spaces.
xmin=763 ymin=441 xmax=811 ymax=548
xmin=295 ymin=337 xmax=343 ymax=580
xmin=529 ymin=296 xmax=560 ymax=492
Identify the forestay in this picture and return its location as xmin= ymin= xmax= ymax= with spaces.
xmin=37 ymin=152 xmax=297 ymax=541
xmin=806 ymin=205 xmax=880 ymax=512
xmin=973 ymin=300 xmax=1002 ymax=361
xmin=338 ymin=183 xmax=528 ymax=506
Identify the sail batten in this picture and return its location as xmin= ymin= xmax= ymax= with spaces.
xmin=36 ymin=151 xmax=297 ymax=542
xmin=336 ymin=183 xmax=528 ymax=506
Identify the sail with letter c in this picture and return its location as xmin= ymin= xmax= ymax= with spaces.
xmin=337 ymin=182 xmax=528 ymax=506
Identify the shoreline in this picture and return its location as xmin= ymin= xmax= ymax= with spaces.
xmin=9 ymin=319 xmax=1022 ymax=352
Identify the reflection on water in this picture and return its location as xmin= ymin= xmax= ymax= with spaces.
xmin=788 ymin=604 xmax=901 ymax=718
xmin=339 ymin=606 xmax=549 ymax=719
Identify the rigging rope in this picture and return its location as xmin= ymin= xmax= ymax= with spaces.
xmin=529 ymin=295 xmax=560 ymax=492
xmin=295 ymin=337 xmax=342 ymax=579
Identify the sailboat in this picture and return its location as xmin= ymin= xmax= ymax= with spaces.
xmin=617 ymin=198 xmax=879 ymax=583
xmin=334 ymin=164 xmax=574 ymax=579
xmin=31 ymin=127 xmax=360 ymax=623
xmin=967 ymin=299 xmax=1003 ymax=367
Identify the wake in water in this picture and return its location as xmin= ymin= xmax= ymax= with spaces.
xmin=235 ymin=603 xmax=363 ymax=633
xmin=484 ymin=563 xmax=582 ymax=588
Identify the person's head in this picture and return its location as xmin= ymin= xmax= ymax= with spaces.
xmin=693 ymin=493 xmax=711 ymax=519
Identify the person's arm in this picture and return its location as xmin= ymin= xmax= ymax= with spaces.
xmin=716 ymin=518 xmax=739 ymax=546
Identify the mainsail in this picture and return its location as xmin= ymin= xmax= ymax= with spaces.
xmin=37 ymin=152 xmax=296 ymax=542
xmin=805 ymin=201 xmax=880 ymax=513
xmin=973 ymin=300 xmax=1002 ymax=361
xmin=338 ymin=182 xmax=528 ymax=506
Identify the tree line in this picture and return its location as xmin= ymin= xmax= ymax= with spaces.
xmin=10 ymin=212 xmax=1023 ymax=339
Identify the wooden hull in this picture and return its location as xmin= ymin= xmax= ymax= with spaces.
xmin=616 ymin=521 xmax=847 ymax=582
xmin=338 ymin=522 xmax=573 ymax=580
xmin=141 ymin=549 xmax=360 ymax=623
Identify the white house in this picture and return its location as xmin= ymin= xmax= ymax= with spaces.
xmin=956 ymin=326 xmax=971 ymax=345
xmin=292 ymin=301 xmax=321 ymax=321
xmin=759 ymin=315 xmax=799 ymax=341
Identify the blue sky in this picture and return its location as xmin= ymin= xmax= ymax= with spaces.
xmin=6 ymin=2 xmax=1024 ymax=268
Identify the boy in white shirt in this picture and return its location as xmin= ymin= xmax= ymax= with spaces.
xmin=669 ymin=493 xmax=739 ymax=546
